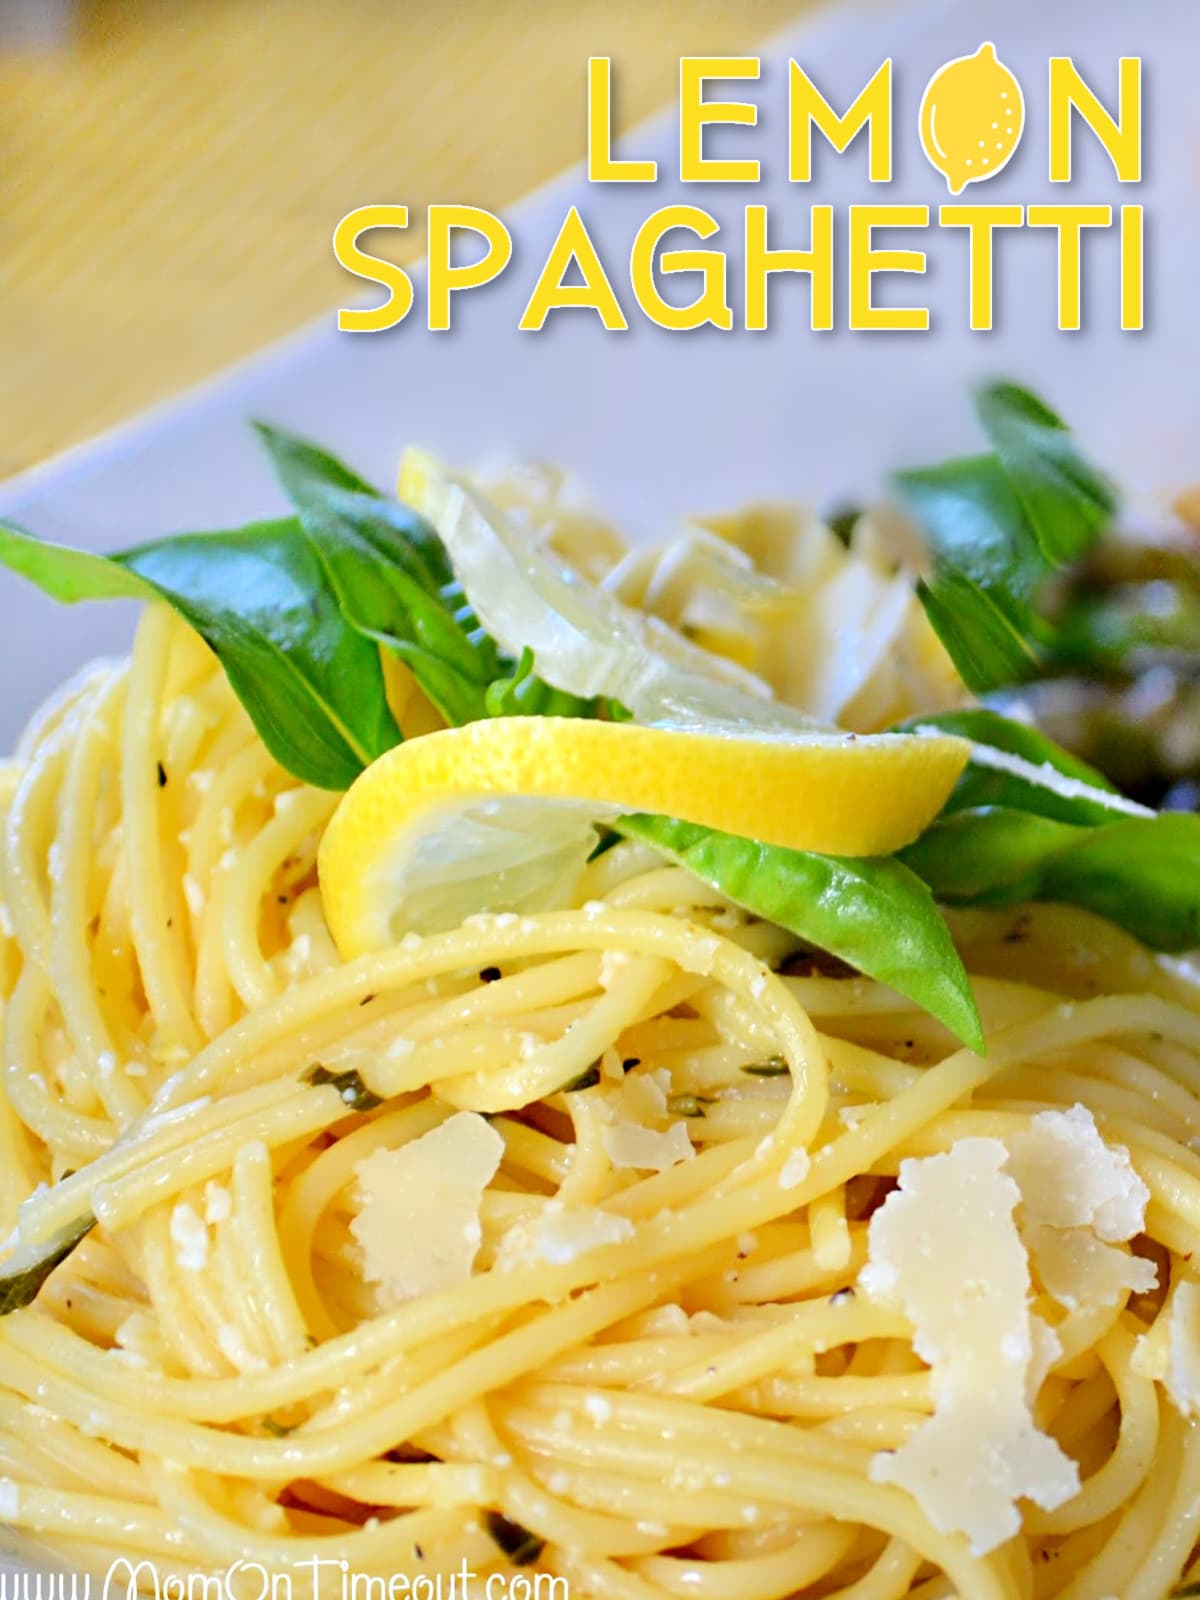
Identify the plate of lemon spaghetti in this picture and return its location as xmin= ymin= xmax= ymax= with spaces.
xmin=0 ymin=377 xmax=1198 ymax=1600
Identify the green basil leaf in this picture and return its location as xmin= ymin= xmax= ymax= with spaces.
xmin=898 ymin=382 xmax=1116 ymax=693
xmin=252 ymin=424 xmax=456 ymax=593
xmin=902 ymin=708 xmax=1123 ymax=826
xmin=0 ymin=1212 xmax=95 ymax=1317
xmin=119 ymin=520 xmax=399 ymax=787
xmin=975 ymin=381 xmax=1117 ymax=567
xmin=616 ymin=813 xmax=984 ymax=1053
xmin=484 ymin=647 xmax=631 ymax=721
xmin=901 ymin=806 xmax=1200 ymax=953
xmin=897 ymin=458 xmax=1045 ymax=693
xmin=255 ymin=424 xmax=502 ymax=727
xmin=0 ymin=522 xmax=154 ymax=603
xmin=0 ymin=517 xmax=398 ymax=790
xmin=257 ymin=426 xmax=616 ymax=729
xmin=301 ymin=1062 xmax=382 ymax=1112
xmin=484 ymin=1513 xmax=545 ymax=1568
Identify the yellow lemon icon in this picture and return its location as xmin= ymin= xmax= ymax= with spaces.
xmin=920 ymin=41 xmax=1024 ymax=195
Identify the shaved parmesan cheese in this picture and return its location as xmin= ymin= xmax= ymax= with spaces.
xmin=351 ymin=1112 xmax=503 ymax=1304
xmin=1165 ymin=1280 xmax=1200 ymax=1418
xmin=620 ymin=1072 xmax=669 ymax=1122
xmin=860 ymin=1139 xmax=1078 ymax=1555
xmin=1007 ymin=1105 xmax=1148 ymax=1242
xmin=1008 ymin=1105 xmax=1155 ymax=1312
xmin=536 ymin=1205 xmax=635 ymax=1264
xmin=604 ymin=1120 xmax=693 ymax=1171
xmin=1023 ymin=1221 xmax=1157 ymax=1311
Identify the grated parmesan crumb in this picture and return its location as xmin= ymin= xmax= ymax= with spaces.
xmin=583 ymin=1394 xmax=614 ymax=1424
xmin=169 ymin=1203 xmax=209 ymax=1272
xmin=779 ymin=1148 xmax=811 ymax=1190
xmin=536 ymin=1206 xmax=635 ymax=1265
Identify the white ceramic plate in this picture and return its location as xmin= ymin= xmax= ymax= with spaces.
xmin=0 ymin=0 xmax=1197 ymax=1571
xmin=1 ymin=0 xmax=1197 ymax=752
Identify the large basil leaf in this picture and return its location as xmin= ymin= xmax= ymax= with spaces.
xmin=901 ymin=806 xmax=1200 ymax=953
xmin=0 ymin=516 xmax=398 ymax=790
xmin=256 ymin=425 xmax=619 ymax=727
xmin=616 ymin=813 xmax=984 ymax=1052
xmin=899 ymin=382 xmax=1116 ymax=692
xmin=975 ymin=380 xmax=1116 ymax=567
xmin=256 ymin=426 xmax=499 ymax=726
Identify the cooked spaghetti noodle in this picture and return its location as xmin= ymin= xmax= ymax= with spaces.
xmin=0 ymin=587 xmax=1199 ymax=1600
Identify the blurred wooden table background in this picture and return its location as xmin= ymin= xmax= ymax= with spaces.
xmin=0 ymin=0 xmax=810 ymax=478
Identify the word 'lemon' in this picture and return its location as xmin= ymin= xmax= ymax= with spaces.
xmin=920 ymin=41 xmax=1024 ymax=196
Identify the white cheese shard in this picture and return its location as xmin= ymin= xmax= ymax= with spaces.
xmin=779 ymin=1148 xmax=811 ymax=1190
xmin=1008 ymin=1105 xmax=1156 ymax=1310
xmin=351 ymin=1112 xmax=503 ymax=1304
xmin=1007 ymin=1104 xmax=1149 ymax=1242
xmin=620 ymin=1072 xmax=669 ymax=1122
xmin=169 ymin=1202 xmax=209 ymax=1272
xmin=0 ymin=1477 xmax=20 ymax=1518
xmin=603 ymin=1120 xmax=693 ymax=1171
xmin=860 ymin=1138 xmax=1079 ymax=1555
xmin=536 ymin=1205 xmax=635 ymax=1265
xmin=1022 ymin=1221 xmax=1157 ymax=1311
xmin=1164 ymin=1279 xmax=1200 ymax=1418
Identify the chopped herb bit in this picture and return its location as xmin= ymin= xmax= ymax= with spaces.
xmin=479 ymin=966 xmax=502 ymax=983
xmin=485 ymin=1512 xmax=545 ymax=1567
xmin=358 ymin=993 xmax=377 ymax=1007
xmin=156 ymin=760 xmax=168 ymax=788
xmin=561 ymin=1061 xmax=601 ymax=1093
xmin=0 ymin=1212 xmax=96 ymax=1317
xmin=742 ymin=1055 xmax=790 ymax=1077
xmin=261 ymin=1416 xmax=296 ymax=1437
xmin=301 ymin=1062 xmax=382 ymax=1112
xmin=824 ymin=503 xmax=862 ymax=545
xmin=668 ymin=1094 xmax=711 ymax=1118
